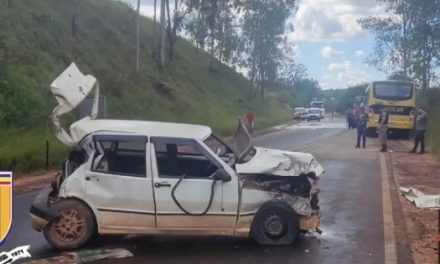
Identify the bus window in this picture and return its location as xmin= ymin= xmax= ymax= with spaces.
xmin=374 ymin=83 xmax=413 ymax=101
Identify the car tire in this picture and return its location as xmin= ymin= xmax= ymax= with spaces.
xmin=251 ymin=202 xmax=300 ymax=246
xmin=43 ymin=199 xmax=96 ymax=249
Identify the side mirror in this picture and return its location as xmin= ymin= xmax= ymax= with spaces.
xmin=213 ymin=169 xmax=231 ymax=182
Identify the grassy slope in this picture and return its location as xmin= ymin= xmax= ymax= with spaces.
xmin=0 ymin=0 xmax=291 ymax=174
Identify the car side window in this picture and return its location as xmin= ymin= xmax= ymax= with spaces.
xmin=92 ymin=139 xmax=146 ymax=177
xmin=154 ymin=139 xmax=219 ymax=178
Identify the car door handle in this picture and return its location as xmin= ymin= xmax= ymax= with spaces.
xmin=155 ymin=182 xmax=171 ymax=188
xmin=85 ymin=176 xmax=99 ymax=182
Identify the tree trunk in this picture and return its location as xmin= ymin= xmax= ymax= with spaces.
xmin=165 ymin=0 xmax=174 ymax=60
xmin=71 ymin=0 xmax=83 ymax=39
xmin=135 ymin=0 xmax=141 ymax=72
xmin=402 ymin=10 xmax=408 ymax=77
xmin=172 ymin=0 xmax=179 ymax=41
xmin=159 ymin=0 xmax=166 ymax=67
xmin=249 ymin=58 xmax=256 ymax=99
xmin=209 ymin=0 xmax=218 ymax=71
xmin=152 ymin=0 xmax=157 ymax=59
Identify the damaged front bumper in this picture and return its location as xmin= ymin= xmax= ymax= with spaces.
xmin=275 ymin=185 xmax=321 ymax=234
xmin=29 ymin=186 xmax=60 ymax=232
xmin=300 ymin=213 xmax=321 ymax=233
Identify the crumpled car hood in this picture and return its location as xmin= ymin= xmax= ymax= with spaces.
xmin=236 ymin=147 xmax=324 ymax=177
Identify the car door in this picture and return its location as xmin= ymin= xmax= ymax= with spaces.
xmin=151 ymin=137 xmax=238 ymax=232
xmin=83 ymin=135 xmax=156 ymax=234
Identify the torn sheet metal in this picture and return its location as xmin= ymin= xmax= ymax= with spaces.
xmin=400 ymin=187 xmax=440 ymax=210
xmin=50 ymin=63 xmax=99 ymax=146
xmin=273 ymin=193 xmax=313 ymax=216
xmin=236 ymin=147 xmax=324 ymax=177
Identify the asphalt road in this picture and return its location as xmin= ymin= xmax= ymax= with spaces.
xmin=1 ymin=119 xmax=405 ymax=263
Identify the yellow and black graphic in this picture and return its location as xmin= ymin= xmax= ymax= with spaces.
xmin=0 ymin=172 xmax=12 ymax=244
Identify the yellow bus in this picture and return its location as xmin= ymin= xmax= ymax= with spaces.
xmin=364 ymin=81 xmax=416 ymax=137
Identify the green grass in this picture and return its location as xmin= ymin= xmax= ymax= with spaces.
xmin=0 ymin=0 xmax=291 ymax=175
xmin=426 ymin=106 xmax=440 ymax=158
xmin=417 ymin=89 xmax=440 ymax=159
xmin=0 ymin=128 xmax=66 ymax=174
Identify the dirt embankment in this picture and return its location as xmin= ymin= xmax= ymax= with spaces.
xmin=389 ymin=140 xmax=439 ymax=264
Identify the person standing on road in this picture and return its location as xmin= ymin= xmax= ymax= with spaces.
xmin=410 ymin=107 xmax=428 ymax=154
xmin=246 ymin=109 xmax=255 ymax=133
xmin=378 ymin=110 xmax=389 ymax=152
xmin=355 ymin=107 xmax=369 ymax=148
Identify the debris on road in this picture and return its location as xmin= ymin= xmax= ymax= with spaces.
xmin=23 ymin=248 xmax=133 ymax=264
xmin=400 ymin=187 xmax=440 ymax=209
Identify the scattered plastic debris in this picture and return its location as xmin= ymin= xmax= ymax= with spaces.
xmin=24 ymin=248 xmax=133 ymax=264
xmin=305 ymin=249 xmax=310 ymax=253
xmin=400 ymin=187 xmax=440 ymax=209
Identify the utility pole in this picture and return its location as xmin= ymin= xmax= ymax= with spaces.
xmin=136 ymin=0 xmax=141 ymax=72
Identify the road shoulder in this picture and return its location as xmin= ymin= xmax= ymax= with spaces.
xmin=14 ymin=170 xmax=58 ymax=194
xmin=388 ymin=140 xmax=439 ymax=264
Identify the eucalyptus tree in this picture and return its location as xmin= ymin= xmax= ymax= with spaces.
xmin=240 ymin=0 xmax=297 ymax=97
xmin=359 ymin=0 xmax=440 ymax=89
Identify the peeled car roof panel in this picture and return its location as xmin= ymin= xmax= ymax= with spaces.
xmin=70 ymin=117 xmax=212 ymax=142
xmin=50 ymin=62 xmax=97 ymax=117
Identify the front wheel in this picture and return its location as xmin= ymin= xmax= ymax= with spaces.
xmin=251 ymin=202 xmax=300 ymax=246
xmin=43 ymin=199 xmax=95 ymax=249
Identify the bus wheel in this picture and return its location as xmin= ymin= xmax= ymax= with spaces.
xmin=366 ymin=128 xmax=377 ymax=137
xmin=401 ymin=130 xmax=412 ymax=140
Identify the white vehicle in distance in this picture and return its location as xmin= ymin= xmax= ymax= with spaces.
xmin=293 ymin=107 xmax=307 ymax=120
xmin=30 ymin=63 xmax=324 ymax=249
xmin=306 ymin=108 xmax=321 ymax=122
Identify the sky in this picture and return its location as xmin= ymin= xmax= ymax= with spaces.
xmin=121 ymin=0 xmax=388 ymax=90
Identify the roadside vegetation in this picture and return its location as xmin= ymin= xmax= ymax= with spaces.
xmin=417 ymin=88 xmax=440 ymax=158
xmin=0 ymin=0 xmax=323 ymax=174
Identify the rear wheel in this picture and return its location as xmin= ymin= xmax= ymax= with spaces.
xmin=251 ymin=202 xmax=300 ymax=246
xmin=44 ymin=199 xmax=95 ymax=249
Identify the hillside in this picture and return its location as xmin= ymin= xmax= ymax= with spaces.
xmin=0 ymin=0 xmax=291 ymax=174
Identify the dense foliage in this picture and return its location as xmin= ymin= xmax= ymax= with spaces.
xmin=358 ymin=0 xmax=440 ymax=89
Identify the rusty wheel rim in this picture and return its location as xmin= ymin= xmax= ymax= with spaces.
xmin=53 ymin=209 xmax=85 ymax=242
xmin=263 ymin=214 xmax=286 ymax=238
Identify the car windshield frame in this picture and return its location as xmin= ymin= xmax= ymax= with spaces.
xmin=373 ymin=82 xmax=413 ymax=101
xmin=204 ymin=132 xmax=235 ymax=158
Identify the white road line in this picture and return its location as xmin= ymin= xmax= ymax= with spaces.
xmin=380 ymin=153 xmax=398 ymax=264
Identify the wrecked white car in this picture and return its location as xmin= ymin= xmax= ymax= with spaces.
xmin=30 ymin=63 xmax=324 ymax=249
